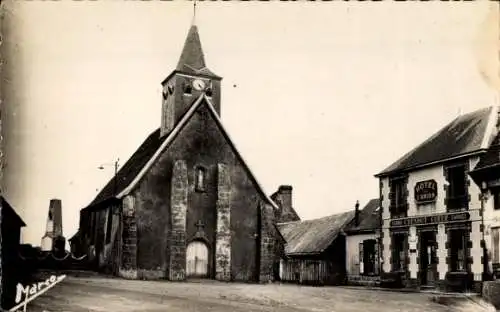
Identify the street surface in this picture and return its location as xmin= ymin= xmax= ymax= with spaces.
xmin=21 ymin=276 xmax=495 ymax=312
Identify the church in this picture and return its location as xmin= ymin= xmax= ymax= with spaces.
xmin=72 ymin=22 xmax=299 ymax=282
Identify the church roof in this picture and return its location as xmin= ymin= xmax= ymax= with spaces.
xmin=175 ymin=25 xmax=219 ymax=78
xmin=85 ymin=94 xmax=279 ymax=211
xmin=277 ymin=210 xmax=355 ymax=256
xmin=344 ymin=198 xmax=380 ymax=234
xmin=87 ymin=128 xmax=168 ymax=208
xmin=376 ymin=106 xmax=498 ymax=177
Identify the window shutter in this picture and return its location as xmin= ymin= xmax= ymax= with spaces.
xmin=493 ymin=228 xmax=499 ymax=264
xmin=359 ymin=242 xmax=364 ymax=274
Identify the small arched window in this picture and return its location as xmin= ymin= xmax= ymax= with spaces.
xmin=205 ymin=88 xmax=213 ymax=98
xmin=195 ymin=166 xmax=206 ymax=192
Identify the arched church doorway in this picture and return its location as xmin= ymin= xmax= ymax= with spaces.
xmin=186 ymin=240 xmax=209 ymax=278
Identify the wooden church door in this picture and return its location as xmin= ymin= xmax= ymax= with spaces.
xmin=186 ymin=240 xmax=209 ymax=278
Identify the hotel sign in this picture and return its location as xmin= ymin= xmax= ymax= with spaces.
xmin=390 ymin=212 xmax=470 ymax=228
xmin=414 ymin=179 xmax=437 ymax=203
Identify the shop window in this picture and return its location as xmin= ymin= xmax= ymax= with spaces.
xmin=493 ymin=188 xmax=500 ymax=210
xmin=492 ymin=227 xmax=500 ymax=264
xmin=195 ymin=166 xmax=206 ymax=192
xmin=446 ymin=164 xmax=468 ymax=210
xmin=360 ymin=239 xmax=377 ymax=275
xmin=391 ymin=234 xmax=406 ymax=271
xmin=449 ymin=229 xmax=467 ymax=272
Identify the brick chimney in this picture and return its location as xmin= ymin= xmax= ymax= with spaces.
xmin=355 ymin=200 xmax=360 ymax=227
xmin=277 ymin=185 xmax=293 ymax=211
xmin=272 ymin=185 xmax=297 ymax=223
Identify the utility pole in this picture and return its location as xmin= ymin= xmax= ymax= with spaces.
xmin=98 ymin=158 xmax=120 ymax=196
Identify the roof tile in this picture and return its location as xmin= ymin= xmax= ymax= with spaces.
xmin=377 ymin=107 xmax=494 ymax=176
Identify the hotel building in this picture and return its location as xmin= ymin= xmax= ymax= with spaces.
xmin=376 ymin=105 xmax=500 ymax=292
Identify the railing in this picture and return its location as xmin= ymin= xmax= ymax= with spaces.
xmin=18 ymin=250 xmax=90 ymax=271
xmin=447 ymin=195 xmax=469 ymax=211
xmin=389 ymin=203 xmax=408 ymax=219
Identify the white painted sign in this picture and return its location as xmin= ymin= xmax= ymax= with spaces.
xmin=9 ymin=274 xmax=66 ymax=312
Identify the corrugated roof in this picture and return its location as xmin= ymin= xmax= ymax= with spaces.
xmin=377 ymin=106 xmax=495 ymax=177
xmin=277 ymin=210 xmax=355 ymax=256
xmin=344 ymin=198 xmax=380 ymax=234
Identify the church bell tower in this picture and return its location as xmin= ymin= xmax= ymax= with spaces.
xmin=160 ymin=21 xmax=222 ymax=137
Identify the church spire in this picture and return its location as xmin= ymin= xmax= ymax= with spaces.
xmin=176 ymin=24 xmax=206 ymax=72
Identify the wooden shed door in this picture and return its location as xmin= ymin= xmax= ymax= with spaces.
xmin=186 ymin=241 xmax=209 ymax=277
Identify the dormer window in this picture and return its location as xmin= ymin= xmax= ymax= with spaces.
xmin=195 ymin=166 xmax=206 ymax=192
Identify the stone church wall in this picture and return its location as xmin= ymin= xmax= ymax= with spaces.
xmin=130 ymin=103 xmax=277 ymax=281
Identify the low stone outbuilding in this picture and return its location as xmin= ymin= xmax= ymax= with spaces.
xmin=277 ymin=210 xmax=355 ymax=285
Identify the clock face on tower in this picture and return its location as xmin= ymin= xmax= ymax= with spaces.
xmin=192 ymin=79 xmax=206 ymax=91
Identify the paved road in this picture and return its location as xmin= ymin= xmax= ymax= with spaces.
xmin=19 ymin=276 xmax=494 ymax=312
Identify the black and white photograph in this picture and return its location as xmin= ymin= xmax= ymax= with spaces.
xmin=1 ymin=1 xmax=500 ymax=311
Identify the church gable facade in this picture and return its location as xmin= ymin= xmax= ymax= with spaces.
xmin=74 ymin=23 xmax=287 ymax=283
xmin=123 ymin=96 xmax=279 ymax=281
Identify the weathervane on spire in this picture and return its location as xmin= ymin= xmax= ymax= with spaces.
xmin=192 ymin=0 xmax=197 ymax=26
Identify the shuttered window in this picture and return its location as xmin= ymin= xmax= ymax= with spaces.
xmin=492 ymin=227 xmax=500 ymax=264
xmin=359 ymin=242 xmax=364 ymax=274
xmin=493 ymin=188 xmax=500 ymax=211
xmin=389 ymin=176 xmax=408 ymax=218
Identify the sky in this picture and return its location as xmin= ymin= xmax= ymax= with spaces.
xmin=2 ymin=1 xmax=498 ymax=246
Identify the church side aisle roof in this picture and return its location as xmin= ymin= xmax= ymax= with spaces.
xmin=376 ymin=106 xmax=498 ymax=177
xmin=87 ymin=127 xmax=168 ymax=208
xmin=85 ymin=93 xmax=279 ymax=211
